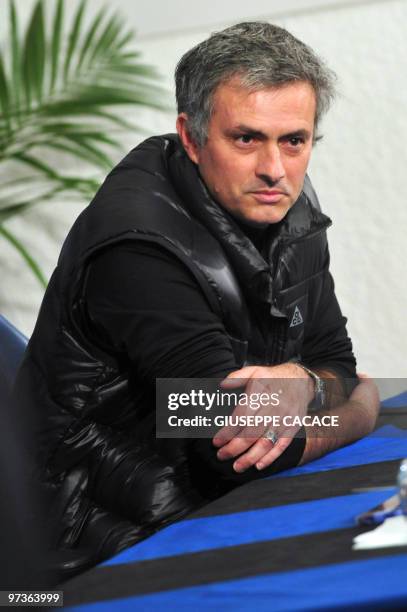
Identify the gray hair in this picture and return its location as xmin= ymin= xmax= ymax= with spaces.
xmin=175 ymin=21 xmax=336 ymax=146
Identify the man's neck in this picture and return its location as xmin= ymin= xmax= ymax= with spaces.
xmin=233 ymin=215 xmax=277 ymax=255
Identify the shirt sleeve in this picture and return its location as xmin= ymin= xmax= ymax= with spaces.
xmin=302 ymin=268 xmax=357 ymax=380
xmin=82 ymin=240 xmax=239 ymax=382
xmin=82 ymin=240 xmax=307 ymax=479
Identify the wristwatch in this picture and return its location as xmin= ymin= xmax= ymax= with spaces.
xmin=296 ymin=363 xmax=326 ymax=411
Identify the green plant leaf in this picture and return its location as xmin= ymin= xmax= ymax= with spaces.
xmin=0 ymin=0 xmax=170 ymax=295
xmin=113 ymin=32 xmax=134 ymax=52
xmin=1 ymin=0 xmax=167 ymax=255
xmin=5 ymin=151 xmax=101 ymax=194
xmin=49 ymin=0 xmax=63 ymax=94
xmin=38 ymin=123 xmax=121 ymax=147
xmin=0 ymin=54 xmax=11 ymax=133
xmin=9 ymin=0 xmax=21 ymax=124
xmin=119 ymin=52 xmax=142 ymax=60
xmin=0 ymin=202 xmax=31 ymax=222
xmin=35 ymin=137 xmax=114 ymax=171
xmin=63 ymin=0 xmax=86 ymax=82
xmin=76 ymin=7 xmax=106 ymax=72
xmin=0 ymin=183 xmax=87 ymax=223
xmin=0 ymin=173 xmax=98 ymax=195
xmin=16 ymin=130 xmax=121 ymax=163
xmin=58 ymin=133 xmax=115 ymax=168
xmin=87 ymin=15 xmax=122 ymax=67
xmin=98 ymin=61 xmax=161 ymax=78
xmin=21 ymin=0 xmax=46 ymax=109
xmin=70 ymin=83 xmax=166 ymax=108
xmin=12 ymin=151 xmax=59 ymax=179
xmin=0 ymin=224 xmax=47 ymax=288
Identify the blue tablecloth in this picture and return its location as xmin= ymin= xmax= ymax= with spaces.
xmin=67 ymin=396 xmax=407 ymax=611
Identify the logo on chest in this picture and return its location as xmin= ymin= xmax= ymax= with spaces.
xmin=290 ymin=305 xmax=304 ymax=328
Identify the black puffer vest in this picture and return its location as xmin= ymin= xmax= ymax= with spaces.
xmin=15 ymin=135 xmax=331 ymax=576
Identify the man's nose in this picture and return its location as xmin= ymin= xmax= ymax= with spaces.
xmin=255 ymin=146 xmax=286 ymax=185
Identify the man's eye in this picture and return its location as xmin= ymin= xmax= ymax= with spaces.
xmin=287 ymin=137 xmax=304 ymax=147
xmin=236 ymin=134 xmax=254 ymax=144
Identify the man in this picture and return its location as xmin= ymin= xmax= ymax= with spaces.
xmin=15 ymin=22 xmax=379 ymax=577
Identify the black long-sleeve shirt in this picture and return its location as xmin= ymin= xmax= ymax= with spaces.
xmin=84 ymin=241 xmax=238 ymax=381
xmin=84 ymin=240 xmax=356 ymax=381
xmin=82 ymin=236 xmax=356 ymax=487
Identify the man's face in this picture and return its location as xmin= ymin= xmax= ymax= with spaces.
xmin=178 ymin=78 xmax=316 ymax=226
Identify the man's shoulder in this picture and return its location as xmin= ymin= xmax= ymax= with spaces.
xmin=109 ymin=133 xmax=180 ymax=180
xmin=58 ymin=134 xmax=192 ymax=259
xmin=302 ymin=175 xmax=321 ymax=212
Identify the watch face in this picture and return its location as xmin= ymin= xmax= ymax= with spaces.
xmin=315 ymin=378 xmax=324 ymax=392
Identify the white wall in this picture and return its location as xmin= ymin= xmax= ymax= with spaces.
xmin=1 ymin=0 xmax=406 ymax=386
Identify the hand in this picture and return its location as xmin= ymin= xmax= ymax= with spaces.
xmin=349 ymin=372 xmax=380 ymax=414
xmin=298 ymin=372 xmax=380 ymax=465
xmin=212 ymin=363 xmax=314 ymax=472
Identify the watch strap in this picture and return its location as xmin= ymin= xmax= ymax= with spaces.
xmin=296 ymin=363 xmax=326 ymax=410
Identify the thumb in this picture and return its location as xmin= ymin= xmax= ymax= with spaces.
xmin=220 ymin=366 xmax=259 ymax=388
xmin=357 ymin=371 xmax=371 ymax=380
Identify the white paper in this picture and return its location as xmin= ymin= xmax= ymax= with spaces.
xmin=353 ymin=516 xmax=407 ymax=550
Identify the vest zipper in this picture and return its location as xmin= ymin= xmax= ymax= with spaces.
xmin=281 ymin=220 xmax=332 ymax=247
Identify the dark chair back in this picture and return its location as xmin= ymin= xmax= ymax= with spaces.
xmin=0 ymin=317 xmax=54 ymax=587
xmin=0 ymin=314 xmax=28 ymax=399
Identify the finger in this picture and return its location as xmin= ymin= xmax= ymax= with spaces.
xmin=212 ymin=406 xmax=247 ymax=447
xmin=213 ymin=423 xmax=244 ymax=447
xmin=213 ymin=408 xmax=267 ymax=447
xmin=232 ymin=435 xmax=279 ymax=472
xmin=215 ymin=413 xmax=270 ymax=454
xmin=255 ymin=438 xmax=292 ymax=471
xmin=220 ymin=366 xmax=259 ymax=388
xmin=213 ymin=401 xmax=274 ymax=447
xmin=213 ymin=392 xmax=262 ymax=446
xmin=216 ymin=435 xmax=258 ymax=461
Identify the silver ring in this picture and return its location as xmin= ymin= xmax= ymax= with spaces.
xmin=263 ymin=429 xmax=278 ymax=445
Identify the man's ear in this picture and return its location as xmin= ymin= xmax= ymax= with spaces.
xmin=176 ymin=113 xmax=200 ymax=164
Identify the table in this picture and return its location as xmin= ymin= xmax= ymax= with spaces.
xmin=64 ymin=392 xmax=407 ymax=611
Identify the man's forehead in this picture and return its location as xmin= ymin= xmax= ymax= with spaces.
xmin=212 ymin=76 xmax=315 ymax=104
xmin=210 ymin=78 xmax=316 ymax=130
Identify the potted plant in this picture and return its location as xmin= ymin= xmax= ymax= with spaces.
xmin=0 ymin=0 xmax=165 ymax=287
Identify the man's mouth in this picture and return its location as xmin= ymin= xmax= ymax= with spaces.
xmin=251 ymin=190 xmax=286 ymax=204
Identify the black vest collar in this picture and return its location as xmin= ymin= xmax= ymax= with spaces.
xmin=166 ymin=134 xmax=331 ymax=308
